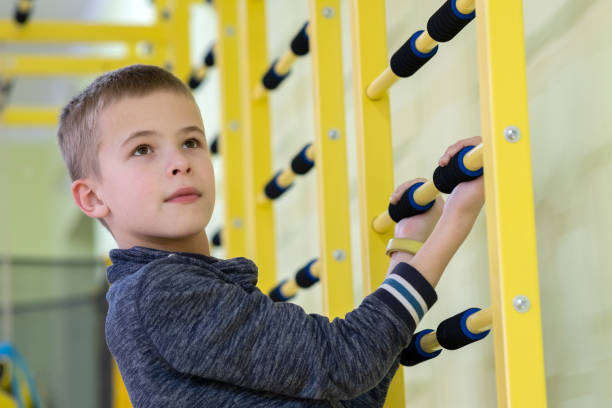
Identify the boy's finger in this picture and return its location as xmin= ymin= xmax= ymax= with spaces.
xmin=390 ymin=178 xmax=427 ymax=204
xmin=438 ymin=137 xmax=482 ymax=166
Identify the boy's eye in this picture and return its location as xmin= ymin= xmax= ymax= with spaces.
xmin=133 ymin=145 xmax=152 ymax=156
xmin=183 ymin=138 xmax=202 ymax=149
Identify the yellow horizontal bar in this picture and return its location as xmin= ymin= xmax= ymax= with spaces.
xmin=366 ymin=0 xmax=476 ymax=100
xmin=0 ymin=20 xmax=168 ymax=43
xmin=0 ymin=54 xmax=166 ymax=77
xmin=0 ymin=106 xmax=60 ymax=126
xmin=279 ymin=260 xmax=321 ymax=299
xmin=371 ymin=143 xmax=483 ymax=232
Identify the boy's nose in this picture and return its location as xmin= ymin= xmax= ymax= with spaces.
xmin=169 ymin=153 xmax=191 ymax=176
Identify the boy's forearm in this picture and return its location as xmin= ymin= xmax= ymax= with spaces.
xmin=408 ymin=209 xmax=479 ymax=287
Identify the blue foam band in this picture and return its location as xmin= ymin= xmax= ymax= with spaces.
xmin=458 ymin=146 xmax=483 ymax=177
xmin=408 ymin=182 xmax=435 ymax=211
xmin=300 ymin=144 xmax=314 ymax=166
xmin=460 ymin=308 xmax=490 ymax=341
xmin=451 ymin=0 xmax=476 ymax=20
xmin=272 ymin=172 xmax=292 ymax=192
xmin=415 ymin=330 xmax=443 ymax=358
xmin=410 ymin=30 xmax=438 ymax=59
xmin=305 ymin=259 xmax=319 ymax=283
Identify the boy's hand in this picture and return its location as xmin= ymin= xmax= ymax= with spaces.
xmin=439 ymin=136 xmax=485 ymax=218
xmin=390 ymin=178 xmax=443 ymax=242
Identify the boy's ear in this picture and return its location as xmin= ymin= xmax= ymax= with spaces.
xmin=71 ymin=179 xmax=109 ymax=219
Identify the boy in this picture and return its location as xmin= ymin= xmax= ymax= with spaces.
xmin=58 ymin=65 xmax=484 ymax=407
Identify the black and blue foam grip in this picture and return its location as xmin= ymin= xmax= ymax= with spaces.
xmin=211 ymin=229 xmax=222 ymax=247
xmin=290 ymin=22 xmax=310 ymax=56
xmin=209 ymin=135 xmax=219 ymax=155
xmin=390 ymin=30 xmax=438 ymax=78
xmin=290 ymin=143 xmax=315 ymax=175
xmin=262 ymin=60 xmax=290 ymax=90
xmin=14 ymin=1 xmax=33 ymax=24
xmin=400 ymin=329 xmax=443 ymax=366
xmin=269 ymin=280 xmax=294 ymax=302
xmin=295 ymin=259 xmax=319 ymax=288
xmin=436 ymin=308 xmax=490 ymax=350
xmin=388 ymin=182 xmax=435 ymax=222
xmin=204 ymin=47 xmax=215 ymax=67
xmin=433 ymin=145 xmax=482 ymax=194
xmin=264 ymin=171 xmax=293 ymax=200
xmin=427 ymin=0 xmax=475 ymax=43
xmin=188 ymin=72 xmax=204 ymax=90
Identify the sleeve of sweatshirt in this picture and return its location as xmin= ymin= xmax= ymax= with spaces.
xmin=340 ymin=357 xmax=401 ymax=408
xmin=137 ymin=261 xmax=436 ymax=401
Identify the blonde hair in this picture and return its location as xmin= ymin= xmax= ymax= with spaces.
xmin=57 ymin=64 xmax=195 ymax=232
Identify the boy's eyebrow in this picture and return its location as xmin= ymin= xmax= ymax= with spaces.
xmin=120 ymin=126 xmax=205 ymax=147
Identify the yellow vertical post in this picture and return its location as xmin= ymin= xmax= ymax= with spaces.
xmin=238 ymin=0 xmax=276 ymax=292
xmin=308 ymin=1 xmax=353 ymax=320
xmin=216 ymin=0 xmax=247 ymax=258
xmin=166 ymin=0 xmax=191 ymax=80
xmin=475 ymin=0 xmax=547 ymax=407
xmin=347 ymin=2 xmax=404 ymax=407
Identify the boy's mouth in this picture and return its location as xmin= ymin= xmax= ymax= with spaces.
xmin=165 ymin=186 xmax=202 ymax=202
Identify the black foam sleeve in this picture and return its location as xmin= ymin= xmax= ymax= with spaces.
xmin=400 ymin=329 xmax=442 ymax=366
xmin=264 ymin=172 xmax=292 ymax=200
xmin=211 ymin=229 xmax=222 ymax=247
xmin=262 ymin=62 xmax=289 ymax=90
xmin=204 ymin=47 xmax=215 ymax=67
xmin=432 ymin=146 xmax=482 ymax=194
xmin=388 ymin=183 xmax=435 ymax=222
xmin=290 ymin=144 xmax=315 ymax=175
xmin=295 ymin=260 xmax=319 ymax=288
xmin=427 ymin=0 xmax=475 ymax=43
xmin=390 ymin=30 xmax=438 ymax=78
xmin=436 ymin=308 xmax=490 ymax=350
xmin=290 ymin=22 xmax=310 ymax=56
xmin=15 ymin=8 xmax=31 ymax=24
xmin=269 ymin=283 xmax=291 ymax=302
xmin=188 ymin=72 xmax=203 ymax=90
xmin=209 ymin=135 xmax=219 ymax=155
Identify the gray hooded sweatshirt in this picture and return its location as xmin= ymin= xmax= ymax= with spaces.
xmin=105 ymin=246 xmax=437 ymax=407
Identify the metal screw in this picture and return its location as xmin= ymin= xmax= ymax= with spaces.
xmin=333 ymin=249 xmax=346 ymax=261
xmin=164 ymin=62 xmax=173 ymax=72
xmin=322 ymin=6 xmax=335 ymax=18
xmin=141 ymin=42 xmax=154 ymax=56
xmin=232 ymin=218 xmax=243 ymax=228
xmin=229 ymin=120 xmax=239 ymax=131
xmin=161 ymin=8 xmax=171 ymax=20
xmin=225 ymin=25 xmax=235 ymax=36
xmin=328 ymin=128 xmax=341 ymax=140
xmin=512 ymin=295 xmax=531 ymax=313
xmin=504 ymin=126 xmax=521 ymax=143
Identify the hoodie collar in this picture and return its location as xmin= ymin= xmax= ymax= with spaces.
xmin=106 ymin=246 xmax=259 ymax=289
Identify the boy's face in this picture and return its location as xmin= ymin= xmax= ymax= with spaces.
xmin=78 ymin=90 xmax=215 ymax=252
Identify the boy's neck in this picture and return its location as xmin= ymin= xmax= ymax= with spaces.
xmin=117 ymin=230 xmax=211 ymax=256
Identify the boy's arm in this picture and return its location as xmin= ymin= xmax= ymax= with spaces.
xmin=135 ymin=259 xmax=436 ymax=401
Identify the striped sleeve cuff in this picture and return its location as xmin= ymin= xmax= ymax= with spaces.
xmin=372 ymin=262 xmax=437 ymax=330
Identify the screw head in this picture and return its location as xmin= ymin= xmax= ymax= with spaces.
xmin=161 ymin=8 xmax=171 ymax=20
xmin=225 ymin=25 xmax=235 ymax=36
xmin=164 ymin=61 xmax=173 ymax=72
xmin=504 ymin=126 xmax=521 ymax=143
xmin=229 ymin=120 xmax=239 ymax=131
xmin=232 ymin=218 xmax=243 ymax=228
xmin=512 ymin=295 xmax=531 ymax=313
xmin=322 ymin=6 xmax=335 ymax=18
xmin=328 ymin=128 xmax=341 ymax=140
xmin=333 ymin=249 xmax=346 ymax=261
